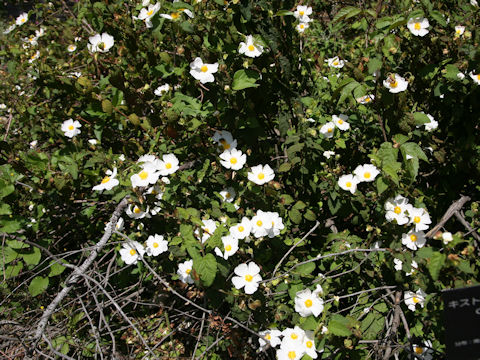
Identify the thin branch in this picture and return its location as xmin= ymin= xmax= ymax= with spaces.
xmin=382 ymin=291 xmax=402 ymax=360
xmin=425 ymin=195 xmax=470 ymax=238
xmin=271 ymin=221 xmax=319 ymax=278
xmin=29 ymin=196 xmax=130 ymax=352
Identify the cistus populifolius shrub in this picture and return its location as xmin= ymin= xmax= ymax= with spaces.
xmin=0 ymin=0 xmax=479 ymax=358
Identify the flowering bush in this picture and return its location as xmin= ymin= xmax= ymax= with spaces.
xmin=1 ymin=0 xmax=480 ymax=358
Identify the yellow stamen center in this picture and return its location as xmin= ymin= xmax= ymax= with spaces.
xmin=238 ymin=226 xmax=244 ymax=232
xmin=291 ymin=333 xmax=298 ymax=340
xmin=288 ymin=351 xmax=296 ymax=359
xmin=256 ymin=220 xmax=262 ymax=227
xmin=305 ymin=299 xmax=313 ymax=308
xmin=225 ymin=192 xmax=231 ymax=199
xmin=414 ymin=22 xmax=421 ymax=30
xmin=346 ymin=181 xmax=352 ymax=188
xmin=477 ymin=75 xmax=480 ymax=81
xmin=415 ymin=347 xmax=423 ymax=354
xmin=410 ymin=234 xmax=418 ymax=242
xmin=338 ymin=119 xmax=343 ymax=124
xmin=134 ymin=207 xmax=141 ymax=214
xmin=220 ymin=139 xmax=231 ymax=150
xmin=98 ymin=42 xmax=105 ymax=50
xmin=186 ymin=268 xmax=191 ymax=274
xmin=147 ymin=9 xmax=154 ymax=16
xmin=306 ymin=340 xmax=313 ymax=348
xmin=413 ymin=216 xmax=421 ymax=223
xmin=165 ymin=163 xmax=172 ymax=169
xmin=248 ymin=44 xmax=255 ymax=51
xmin=153 ymin=242 xmax=159 ymax=248
xmin=21 ymin=18 xmax=26 ymax=23
xmin=364 ymin=172 xmax=371 ymax=179
xmin=265 ymin=334 xmax=271 ymax=340
xmin=299 ymin=11 xmax=304 ymax=16
xmin=327 ymin=127 xmax=333 ymax=133
xmin=171 ymin=12 xmax=180 ymax=19
xmin=413 ymin=296 xmax=420 ymax=304
xmin=365 ymin=97 xmax=371 ymax=102
xmin=390 ymin=81 xmax=398 ymax=88
xmin=101 ymin=176 xmax=110 ymax=184
xmin=201 ymin=65 xmax=208 ymax=72
xmin=139 ymin=171 xmax=148 ymax=180
xmin=333 ymin=61 xmax=339 ymax=66
xmin=68 ymin=125 xmax=74 ymax=130
xmin=258 ymin=173 xmax=265 ymax=180
xmin=245 ymin=274 xmax=253 ymax=282
xmin=69 ymin=45 xmax=75 ymax=51
xmin=225 ymin=244 xmax=232 ymax=251
xmin=230 ymin=158 xmax=237 ymax=164
xmin=300 ymin=24 xmax=304 ymax=29
xmin=129 ymin=249 xmax=136 ymax=256
xmin=394 ymin=206 xmax=402 ymax=214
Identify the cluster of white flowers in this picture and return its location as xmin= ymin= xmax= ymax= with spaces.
xmin=131 ymin=153 xmax=179 ymax=188
xmin=22 ymin=27 xmax=45 ymax=48
xmin=119 ymin=234 xmax=168 ymax=265
xmin=259 ymin=325 xmax=320 ymax=359
xmin=338 ymin=163 xmax=380 ymax=194
xmin=393 ymin=258 xmax=418 ymax=276
xmin=294 ymin=5 xmax=313 ymax=33
xmin=320 ymin=114 xmax=350 ymax=138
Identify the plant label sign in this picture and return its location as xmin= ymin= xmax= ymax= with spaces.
xmin=442 ymin=285 xmax=480 ymax=360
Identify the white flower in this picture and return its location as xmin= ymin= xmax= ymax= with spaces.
xmin=238 ymin=35 xmax=263 ymax=58
xmin=356 ymin=94 xmax=375 ymax=104
xmin=407 ymin=17 xmax=430 ymax=37
xmin=229 ymin=217 xmax=252 ymax=240
xmin=294 ymin=5 xmax=312 ymax=23
xmin=455 ymin=25 xmax=465 ymax=36
xmin=469 ymin=71 xmax=480 ymax=85
xmin=248 ymin=164 xmax=275 ymax=185
xmin=296 ymin=22 xmax=309 ymax=33
xmin=28 ymin=50 xmax=40 ymax=63
xmin=424 ymin=114 xmax=438 ymax=131
xmin=189 ymin=57 xmax=218 ymax=84
xmin=408 ymin=207 xmax=432 ymax=232
xmin=323 ymin=150 xmax=335 ymax=159
xmin=146 ymin=234 xmax=168 ymax=256
xmin=219 ymin=149 xmax=247 ymax=170
xmin=442 ymin=231 xmax=453 ymax=244
xmin=294 ymin=288 xmax=325 ymax=317
xmin=87 ymin=33 xmax=114 ymax=53
xmin=93 ymin=167 xmax=120 ymax=191
xmin=457 ymin=72 xmax=465 ymax=80
xmin=177 ymin=259 xmax=194 ymax=284
xmin=160 ymin=8 xmax=194 ymax=21
xmin=402 ymin=230 xmax=426 ymax=251
xmin=231 ymin=262 xmax=262 ymax=294
xmin=353 ymin=164 xmax=380 ymax=182
xmin=23 ymin=35 xmax=38 ymax=47
xmin=29 ymin=140 xmax=38 ymax=148
xmin=303 ymin=330 xmax=319 ymax=359
xmin=281 ymin=326 xmax=306 ymax=347
xmin=138 ymin=2 xmax=160 ymax=28
xmin=394 ymin=258 xmax=418 ymax=276
xmin=219 ymin=187 xmax=236 ymax=203
xmin=326 ymin=56 xmax=345 ymax=69
xmin=196 ymin=219 xmax=217 ymax=243
xmin=156 ymin=153 xmax=180 ymax=176
xmin=384 ymin=195 xmax=412 ymax=225
xmin=131 ymin=163 xmax=161 ymax=188
xmin=404 ymin=289 xmax=426 ymax=311
xmin=251 ymin=210 xmax=273 ymax=238
xmin=320 ymin=122 xmax=335 ymax=138
xmin=383 ymin=74 xmax=408 ymax=93
xmin=119 ymin=154 xmax=126 ymax=161
xmin=125 ymin=204 xmax=151 ymax=219
xmin=214 ymin=234 xmax=239 ymax=260
xmin=3 ymin=24 xmax=16 ymax=34
xmin=119 ymin=241 xmax=145 ymax=265
xmin=114 ymin=217 xmax=124 ymax=231
xmin=212 ymin=130 xmax=237 ymax=151
xmin=258 ymin=329 xmax=282 ymax=350
xmin=412 ymin=340 xmax=433 ymax=360
xmin=276 ymin=340 xmax=305 ymax=360
xmin=88 ymin=139 xmax=97 ymax=145
xmin=332 ymin=114 xmax=350 ymax=131
xmin=154 ymin=84 xmax=170 ymax=96
xmin=338 ymin=174 xmax=360 ymax=194
xmin=393 ymin=258 xmax=403 ymax=271
xmin=67 ymin=44 xmax=77 ymax=52
xmin=61 ymin=119 xmax=81 ymax=138
xmin=16 ymin=13 xmax=28 ymax=26
xmin=471 ymin=0 xmax=479 ymax=6
xmin=266 ymin=211 xmax=284 ymax=238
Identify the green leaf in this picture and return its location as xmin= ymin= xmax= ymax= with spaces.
xmin=333 ymin=6 xmax=361 ymax=23
xmin=0 ymin=203 xmax=12 ymax=215
xmin=193 ymin=253 xmax=217 ymax=287
xmin=275 ymin=10 xmax=294 ymax=16
xmin=278 ymin=163 xmax=292 ymax=172
xmin=416 ymin=247 xmax=434 ymax=259
xmin=232 ymin=70 xmax=261 ymax=90
xmin=49 ymin=261 xmax=67 ymax=277
xmin=299 ymin=316 xmax=318 ymax=331
xmin=294 ymin=262 xmax=316 ymax=275
xmin=413 ymin=112 xmax=430 ymax=126
xmin=22 ymin=247 xmax=41 ymax=266
xmin=400 ymin=143 xmax=428 ymax=162
xmin=376 ymin=176 xmax=388 ymax=195
xmin=427 ymin=252 xmax=446 ymax=281
xmin=430 ymin=10 xmax=447 ymax=26
xmin=444 ymin=64 xmax=462 ymax=80
xmin=3 ymin=262 xmax=23 ymax=279
xmin=0 ymin=219 xmax=22 ymax=233
xmin=0 ymin=184 xmax=14 ymax=199
xmin=29 ymin=276 xmax=49 ymax=297
xmin=289 ymin=208 xmax=302 ymax=224
xmin=328 ymin=314 xmax=353 ymax=337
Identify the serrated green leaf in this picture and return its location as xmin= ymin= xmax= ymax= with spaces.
xmin=278 ymin=163 xmax=292 ymax=172
xmin=232 ymin=69 xmax=261 ymax=90
xmin=289 ymin=208 xmax=302 ymax=224
xmin=193 ymin=253 xmax=217 ymax=287
xmin=428 ymin=252 xmax=446 ymax=281
xmin=328 ymin=314 xmax=353 ymax=337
